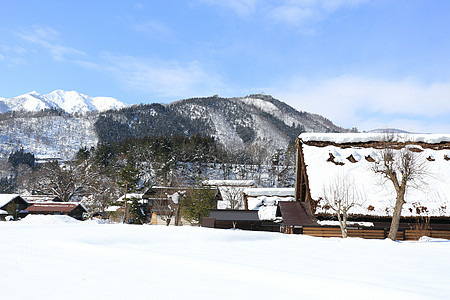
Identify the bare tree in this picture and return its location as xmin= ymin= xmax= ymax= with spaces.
xmin=322 ymin=174 xmax=358 ymax=238
xmin=32 ymin=161 xmax=83 ymax=202
xmin=246 ymin=141 xmax=270 ymax=185
xmin=220 ymin=186 xmax=245 ymax=209
xmin=372 ymin=135 xmax=428 ymax=240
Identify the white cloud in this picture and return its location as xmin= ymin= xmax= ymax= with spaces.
xmin=269 ymin=0 xmax=368 ymax=30
xmin=18 ymin=25 xmax=85 ymax=61
xmin=200 ymin=0 xmax=258 ymax=16
xmin=202 ymin=0 xmax=368 ymax=30
xmin=98 ymin=54 xmax=226 ymax=99
xmin=134 ymin=21 xmax=171 ymax=36
xmin=271 ymin=76 xmax=450 ymax=133
xmin=134 ymin=3 xmax=144 ymax=10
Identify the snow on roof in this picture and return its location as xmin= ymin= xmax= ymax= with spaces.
xmin=203 ymin=180 xmax=255 ymax=186
xmin=117 ymin=194 xmax=143 ymax=202
xmin=22 ymin=195 xmax=60 ymax=203
xmin=258 ymin=206 xmax=279 ymax=221
xmin=302 ymin=143 xmax=450 ymax=217
xmin=248 ymin=195 xmax=295 ymax=211
xmin=299 ymin=132 xmax=450 ymax=144
xmin=105 ymin=206 xmax=121 ymax=212
xmin=0 ymin=194 xmax=25 ymax=208
xmin=243 ymin=188 xmax=295 ymax=197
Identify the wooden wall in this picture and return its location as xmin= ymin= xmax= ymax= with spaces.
xmin=301 ymin=226 xmax=450 ymax=240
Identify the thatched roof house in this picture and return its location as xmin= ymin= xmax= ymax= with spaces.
xmin=295 ymin=133 xmax=450 ymax=220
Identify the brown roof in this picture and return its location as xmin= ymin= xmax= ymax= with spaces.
xmin=26 ymin=203 xmax=79 ymax=213
xmin=279 ymin=202 xmax=316 ymax=226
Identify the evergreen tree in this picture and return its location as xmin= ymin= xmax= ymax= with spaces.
xmin=128 ymin=197 xmax=147 ymax=224
xmin=117 ymin=163 xmax=141 ymax=223
xmin=8 ymin=148 xmax=35 ymax=169
xmin=181 ymin=179 xmax=216 ymax=225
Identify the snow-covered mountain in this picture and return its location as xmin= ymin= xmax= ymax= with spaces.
xmin=0 ymin=93 xmax=349 ymax=160
xmin=0 ymin=90 xmax=126 ymax=114
xmin=96 ymin=94 xmax=349 ymax=152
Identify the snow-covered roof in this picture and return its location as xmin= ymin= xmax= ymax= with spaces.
xmin=301 ymin=140 xmax=450 ymax=217
xmin=258 ymin=206 xmax=279 ymax=221
xmin=117 ymin=194 xmax=143 ymax=202
xmin=247 ymin=195 xmax=295 ymax=211
xmin=299 ymin=132 xmax=450 ymax=144
xmin=203 ymin=180 xmax=255 ymax=187
xmin=243 ymin=188 xmax=295 ymax=197
xmin=0 ymin=194 xmax=26 ymax=208
xmin=105 ymin=206 xmax=121 ymax=212
xmin=22 ymin=195 xmax=60 ymax=203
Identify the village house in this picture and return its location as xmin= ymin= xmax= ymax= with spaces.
xmin=204 ymin=187 xmax=316 ymax=232
xmin=24 ymin=202 xmax=88 ymax=220
xmin=0 ymin=194 xmax=29 ymax=221
xmin=203 ymin=179 xmax=255 ymax=209
xmin=21 ymin=195 xmax=61 ymax=203
xmin=295 ymin=132 xmax=450 ymax=239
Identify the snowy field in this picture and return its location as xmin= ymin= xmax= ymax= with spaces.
xmin=1 ymin=216 xmax=449 ymax=300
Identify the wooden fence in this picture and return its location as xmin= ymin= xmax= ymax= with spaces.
xmin=301 ymin=226 xmax=450 ymax=240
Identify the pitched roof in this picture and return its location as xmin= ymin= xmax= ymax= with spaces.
xmin=299 ymin=133 xmax=450 ymax=217
xmin=0 ymin=194 xmax=27 ymax=209
xmin=279 ymin=202 xmax=316 ymax=226
xmin=25 ymin=202 xmax=86 ymax=213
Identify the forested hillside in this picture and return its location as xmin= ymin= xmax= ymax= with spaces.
xmin=0 ymin=94 xmax=348 ymax=160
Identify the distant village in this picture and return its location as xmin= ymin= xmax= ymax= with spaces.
xmin=2 ymin=132 xmax=450 ymax=241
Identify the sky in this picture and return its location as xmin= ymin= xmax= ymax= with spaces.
xmin=0 ymin=0 xmax=449 ymax=133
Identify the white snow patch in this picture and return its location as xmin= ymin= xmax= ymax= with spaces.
xmin=0 ymin=223 xmax=448 ymax=299
xmin=243 ymin=188 xmax=295 ymax=197
xmin=20 ymin=214 xmax=80 ymax=224
xmin=203 ymin=180 xmax=255 ymax=186
xmin=0 ymin=90 xmax=127 ymax=114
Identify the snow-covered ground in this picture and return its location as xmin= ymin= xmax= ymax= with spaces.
xmin=1 ymin=215 xmax=449 ymax=299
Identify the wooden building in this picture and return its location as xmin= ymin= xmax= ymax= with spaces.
xmin=25 ymin=202 xmax=88 ymax=220
xmin=203 ymin=180 xmax=255 ymax=209
xmin=295 ymin=132 xmax=450 ymax=236
xmin=0 ymin=194 xmax=29 ymax=221
xmin=203 ymin=209 xmax=280 ymax=232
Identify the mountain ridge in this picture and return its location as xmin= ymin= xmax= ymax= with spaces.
xmin=0 ymin=90 xmax=127 ymax=114
xmin=0 ymin=92 xmax=349 ymax=160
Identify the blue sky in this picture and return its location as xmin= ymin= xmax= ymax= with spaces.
xmin=1 ymin=0 xmax=449 ymax=132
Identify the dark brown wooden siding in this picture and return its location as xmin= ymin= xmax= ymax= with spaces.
xmin=302 ymin=226 xmax=450 ymax=240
